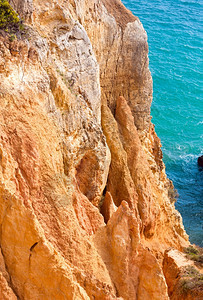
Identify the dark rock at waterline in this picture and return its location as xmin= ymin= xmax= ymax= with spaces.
xmin=197 ymin=155 xmax=203 ymax=167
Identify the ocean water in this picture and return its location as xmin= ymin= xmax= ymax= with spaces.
xmin=122 ymin=0 xmax=203 ymax=246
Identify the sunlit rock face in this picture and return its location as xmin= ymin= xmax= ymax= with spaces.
xmin=0 ymin=0 xmax=191 ymax=299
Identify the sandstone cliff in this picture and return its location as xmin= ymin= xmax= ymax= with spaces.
xmin=0 ymin=0 xmax=200 ymax=299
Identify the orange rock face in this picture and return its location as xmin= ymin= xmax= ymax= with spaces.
xmin=0 ymin=249 xmax=17 ymax=300
xmin=0 ymin=0 xmax=193 ymax=299
xmin=94 ymin=201 xmax=169 ymax=300
xmin=102 ymin=96 xmax=187 ymax=249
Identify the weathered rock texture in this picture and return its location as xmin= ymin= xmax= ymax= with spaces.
xmin=163 ymin=249 xmax=203 ymax=300
xmin=0 ymin=0 xmax=197 ymax=299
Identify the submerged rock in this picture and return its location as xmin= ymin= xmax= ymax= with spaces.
xmin=198 ymin=155 xmax=203 ymax=167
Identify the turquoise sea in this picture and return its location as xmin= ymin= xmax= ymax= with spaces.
xmin=122 ymin=0 xmax=203 ymax=246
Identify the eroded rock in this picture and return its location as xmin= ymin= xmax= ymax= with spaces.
xmin=0 ymin=1 xmax=191 ymax=299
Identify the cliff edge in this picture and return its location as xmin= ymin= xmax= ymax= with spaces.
xmin=0 ymin=0 xmax=200 ymax=299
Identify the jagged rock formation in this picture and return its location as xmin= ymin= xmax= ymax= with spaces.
xmin=0 ymin=0 xmax=200 ymax=299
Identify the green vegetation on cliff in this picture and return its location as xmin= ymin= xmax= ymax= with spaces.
xmin=184 ymin=246 xmax=203 ymax=266
xmin=0 ymin=0 xmax=27 ymax=40
xmin=180 ymin=265 xmax=203 ymax=294
xmin=0 ymin=0 xmax=20 ymax=30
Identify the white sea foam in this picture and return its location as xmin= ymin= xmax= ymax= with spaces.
xmin=179 ymin=153 xmax=197 ymax=160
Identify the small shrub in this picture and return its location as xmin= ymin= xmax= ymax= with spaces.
xmin=184 ymin=246 xmax=203 ymax=266
xmin=180 ymin=278 xmax=196 ymax=293
xmin=0 ymin=0 xmax=20 ymax=30
xmin=19 ymin=22 xmax=24 ymax=31
xmin=180 ymin=266 xmax=203 ymax=295
xmin=184 ymin=265 xmax=200 ymax=277
xmin=184 ymin=246 xmax=199 ymax=255
xmin=9 ymin=32 xmax=16 ymax=41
